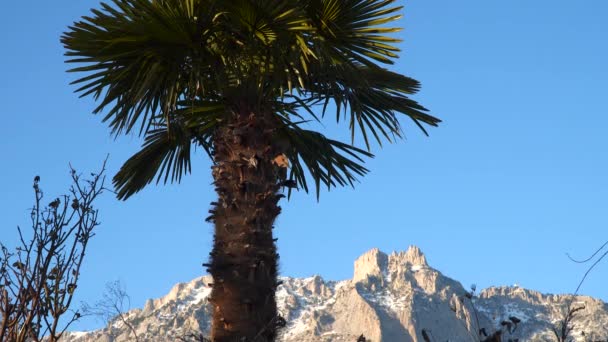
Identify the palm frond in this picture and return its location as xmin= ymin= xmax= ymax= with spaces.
xmin=306 ymin=0 xmax=403 ymax=66
xmin=302 ymin=63 xmax=440 ymax=148
xmin=113 ymin=124 xmax=193 ymax=200
xmin=275 ymin=118 xmax=373 ymax=199
xmin=113 ymin=101 xmax=224 ymax=199
xmin=62 ymin=0 xmax=218 ymax=136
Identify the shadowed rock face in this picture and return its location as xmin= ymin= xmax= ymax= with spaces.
xmin=64 ymin=246 xmax=608 ymax=342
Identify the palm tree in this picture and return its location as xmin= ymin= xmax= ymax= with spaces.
xmin=62 ymin=0 xmax=439 ymax=340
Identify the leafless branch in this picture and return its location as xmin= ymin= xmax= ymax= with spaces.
xmin=81 ymin=280 xmax=139 ymax=341
xmin=553 ymin=239 xmax=608 ymax=342
xmin=0 ymin=160 xmax=107 ymax=342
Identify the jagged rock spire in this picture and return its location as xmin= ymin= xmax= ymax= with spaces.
xmin=353 ymin=248 xmax=389 ymax=283
xmin=353 ymin=246 xmax=429 ymax=284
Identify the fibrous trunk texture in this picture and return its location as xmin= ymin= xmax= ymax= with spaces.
xmin=207 ymin=108 xmax=287 ymax=342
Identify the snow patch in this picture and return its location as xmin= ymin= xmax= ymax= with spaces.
xmin=68 ymin=331 xmax=88 ymax=338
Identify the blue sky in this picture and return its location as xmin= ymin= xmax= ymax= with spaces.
xmin=1 ymin=0 xmax=607 ymax=332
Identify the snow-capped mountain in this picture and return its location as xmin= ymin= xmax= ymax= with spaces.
xmin=64 ymin=246 xmax=608 ymax=341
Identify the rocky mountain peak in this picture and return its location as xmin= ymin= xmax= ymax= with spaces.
xmin=353 ymin=248 xmax=389 ymax=283
xmin=353 ymin=246 xmax=429 ymax=285
xmin=392 ymin=245 xmax=427 ymax=267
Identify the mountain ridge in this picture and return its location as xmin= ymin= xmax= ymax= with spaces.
xmin=64 ymin=246 xmax=608 ymax=341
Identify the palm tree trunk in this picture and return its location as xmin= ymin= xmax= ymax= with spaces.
xmin=207 ymin=107 xmax=287 ymax=342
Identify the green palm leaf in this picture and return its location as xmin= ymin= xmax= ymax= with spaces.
xmin=62 ymin=0 xmax=219 ymax=136
xmin=273 ymin=116 xmax=373 ymax=198
xmin=301 ymin=63 xmax=440 ymax=148
xmin=113 ymin=123 xmax=194 ymax=200
xmin=113 ymin=101 xmax=224 ymax=199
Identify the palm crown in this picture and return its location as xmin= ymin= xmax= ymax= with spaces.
xmin=62 ymin=0 xmax=439 ymax=200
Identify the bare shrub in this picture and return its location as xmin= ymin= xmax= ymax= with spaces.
xmin=0 ymin=162 xmax=106 ymax=341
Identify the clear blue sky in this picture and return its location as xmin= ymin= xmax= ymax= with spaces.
xmin=1 ymin=0 xmax=607 ymax=332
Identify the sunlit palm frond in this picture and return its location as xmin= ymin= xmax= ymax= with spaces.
xmin=306 ymin=0 xmax=403 ymax=66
